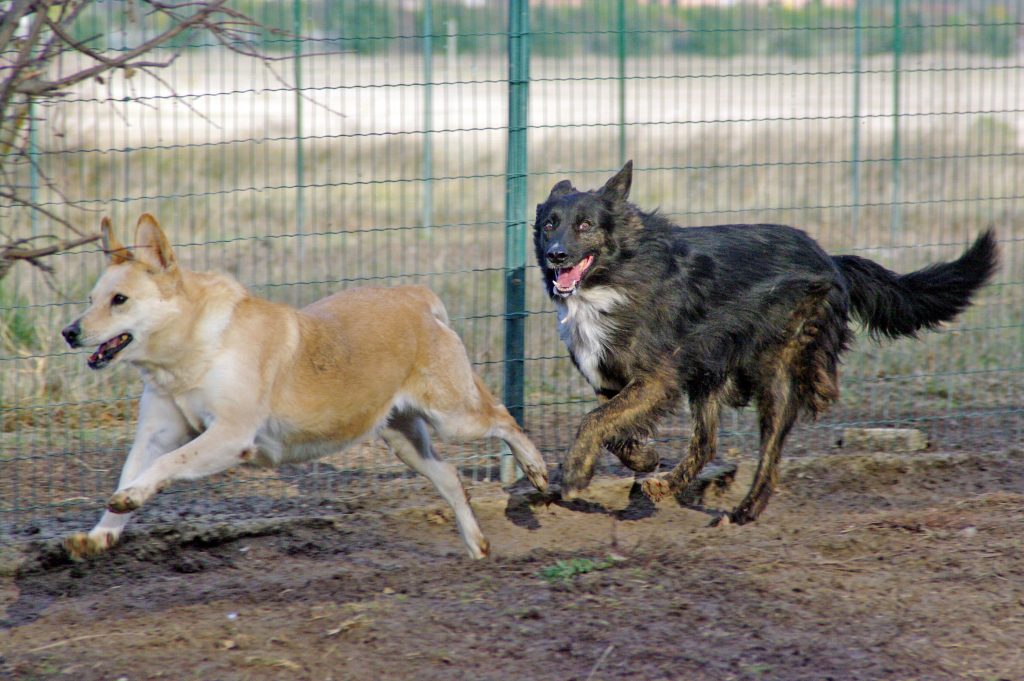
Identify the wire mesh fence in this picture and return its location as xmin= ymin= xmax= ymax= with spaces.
xmin=2 ymin=0 xmax=1021 ymax=532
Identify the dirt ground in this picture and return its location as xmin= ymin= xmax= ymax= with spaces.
xmin=2 ymin=446 xmax=1022 ymax=681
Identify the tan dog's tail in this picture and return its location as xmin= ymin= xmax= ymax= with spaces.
xmin=427 ymin=291 xmax=451 ymax=327
xmin=402 ymin=285 xmax=451 ymax=327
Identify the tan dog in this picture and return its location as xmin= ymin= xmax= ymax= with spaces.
xmin=61 ymin=214 xmax=548 ymax=560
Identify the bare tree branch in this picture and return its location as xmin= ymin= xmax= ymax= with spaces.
xmin=0 ymin=1 xmax=35 ymax=54
xmin=15 ymin=1 xmax=234 ymax=96
xmin=0 ymin=0 xmax=278 ymax=282
xmin=0 ymin=4 xmax=49 ymax=120
xmin=0 ymin=233 xmax=101 ymax=280
xmin=0 ymin=188 xmax=84 ymax=236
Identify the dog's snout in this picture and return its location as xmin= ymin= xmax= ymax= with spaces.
xmin=546 ymin=244 xmax=569 ymax=266
xmin=62 ymin=321 xmax=82 ymax=347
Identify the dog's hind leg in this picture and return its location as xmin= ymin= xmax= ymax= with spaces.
xmin=65 ymin=389 xmax=193 ymax=560
xmin=382 ymin=410 xmax=489 ymax=559
xmin=476 ymin=375 xmax=549 ymax=493
xmin=489 ymin=414 xmax=550 ymax=494
xmin=726 ymin=291 xmax=836 ymax=524
xmin=641 ymin=388 xmax=722 ymax=503
xmin=728 ymin=368 xmax=801 ymax=525
xmin=426 ymin=374 xmax=549 ymax=494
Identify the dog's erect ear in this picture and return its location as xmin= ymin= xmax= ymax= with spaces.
xmin=100 ymin=217 xmax=134 ymax=265
xmin=547 ymin=179 xmax=576 ymax=201
xmin=599 ymin=160 xmax=633 ymax=203
xmin=133 ymin=213 xmax=177 ymax=271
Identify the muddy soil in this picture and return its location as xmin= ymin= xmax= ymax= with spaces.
xmin=2 ymin=448 xmax=1023 ymax=681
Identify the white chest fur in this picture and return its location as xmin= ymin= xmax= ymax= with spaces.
xmin=555 ymin=287 xmax=626 ymax=390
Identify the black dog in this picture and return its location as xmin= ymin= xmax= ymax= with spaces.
xmin=534 ymin=161 xmax=998 ymax=523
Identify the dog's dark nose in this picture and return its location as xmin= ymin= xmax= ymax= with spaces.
xmin=546 ymin=245 xmax=569 ymax=267
xmin=62 ymin=321 xmax=82 ymax=348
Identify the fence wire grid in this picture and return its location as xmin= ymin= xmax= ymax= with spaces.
xmin=2 ymin=0 xmax=1022 ymax=530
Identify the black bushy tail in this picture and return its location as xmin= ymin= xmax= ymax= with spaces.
xmin=833 ymin=230 xmax=999 ymax=340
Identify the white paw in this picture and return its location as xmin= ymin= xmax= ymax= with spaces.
xmin=526 ymin=466 xmax=549 ymax=493
xmin=107 ymin=487 xmax=145 ymax=513
xmin=64 ymin=530 xmax=119 ymax=560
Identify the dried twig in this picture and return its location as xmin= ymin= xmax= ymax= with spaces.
xmin=585 ymin=643 xmax=615 ymax=681
xmin=28 ymin=631 xmax=136 ymax=653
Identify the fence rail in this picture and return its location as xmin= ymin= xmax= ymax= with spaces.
xmin=2 ymin=0 xmax=1022 ymax=530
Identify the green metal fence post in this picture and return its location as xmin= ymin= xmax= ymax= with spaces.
xmin=423 ymin=0 xmax=434 ymax=231
xmin=851 ymin=0 xmax=862 ymax=233
xmin=617 ymin=0 xmax=627 ymax=167
xmin=293 ymin=0 xmax=305 ymax=281
xmin=502 ymin=0 xmax=530 ymax=484
xmin=891 ymin=0 xmax=903 ymax=238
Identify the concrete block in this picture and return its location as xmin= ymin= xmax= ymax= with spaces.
xmin=840 ymin=427 xmax=928 ymax=453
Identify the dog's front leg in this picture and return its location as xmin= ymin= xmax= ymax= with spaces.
xmin=106 ymin=420 xmax=258 ymax=514
xmin=604 ymin=436 xmax=661 ymax=473
xmin=561 ymin=370 xmax=679 ymax=499
xmin=65 ymin=389 xmax=194 ymax=560
xmin=594 ymin=392 xmax=661 ymax=473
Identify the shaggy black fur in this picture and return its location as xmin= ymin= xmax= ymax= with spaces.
xmin=534 ymin=160 xmax=999 ymax=523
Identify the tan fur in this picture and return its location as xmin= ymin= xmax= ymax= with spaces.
xmin=62 ymin=214 xmax=548 ymax=560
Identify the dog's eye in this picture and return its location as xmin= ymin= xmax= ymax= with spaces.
xmin=111 ymin=293 xmax=128 ymax=306
xmin=578 ymin=221 xmax=591 ymax=232
xmin=543 ymin=221 xmax=555 ymax=232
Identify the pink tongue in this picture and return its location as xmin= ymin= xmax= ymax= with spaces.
xmin=556 ymin=255 xmax=593 ymax=289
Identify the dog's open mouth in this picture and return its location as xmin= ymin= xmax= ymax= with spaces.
xmin=552 ymin=255 xmax=595 ymax=297
xmin=88 ymin=333 xmax=133 ymax=370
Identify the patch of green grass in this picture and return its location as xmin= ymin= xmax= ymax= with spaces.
xmin=539 ymin=556 xmax=617 ymax=583
xmin=743 ymin=662 xmax=774 ymax=677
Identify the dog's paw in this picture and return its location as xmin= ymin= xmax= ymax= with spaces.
xmin=707 ymin=513 xmax=732 ymax=528
xmin=64 ymin=531 xmax=117 ymax=560
xmin=640 ymin=475 xmax=673 ymax=503
xmin=461 ymin=532 xmax=490 ymax=560
xmin=726 ymin=509 xmax=757 ymax=526
xmin=558 ymin=475 xmax=592 ymax=502
xmin=524 ymin=465 xmax=549 ymax=494
xmin=107 ymin=488 xmax=143 ymax=514
xmin=558 ymin=484 xmax=582 ymax=502
xmin=560 ymin=460 xmax=593 ymax=493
